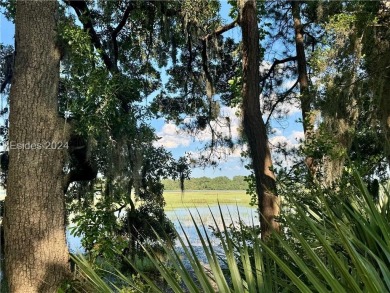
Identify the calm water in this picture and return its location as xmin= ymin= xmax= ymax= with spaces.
xmin=165 ymin=205 xmax=257 ymax=246
xmin=67 ymin=204 xmax=257 ymax=251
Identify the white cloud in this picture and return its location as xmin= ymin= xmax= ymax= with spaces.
xmin=220 ymin=106 xmax=242 ymax=139
xmin=154 ymin=105 xmax=242 ymax=150
xmin=259 ymin=61 xmax=272 ymax=75
xmin=155 ymin=106 xmax=305 ymax=171
xmin=281 ymin=103 xmax=301 ymax=116
xmin=161 ymin=123 xmax=179 ymax=136
xmin=269 ymin=135 xmax=286 ymax=145
xmin=281 ymin=79 xmax=297 ymax=90
xmin=154 ymin=123 xmax=191 ymax=149
xmin=269 ymin=130 xmax=304 ymax=151
xmin=228 ymin=165 xmax=246 ymax=171
xmin=191 ymin=106 xmax=242 ymax=143
xmin=267 ymin=130 xmax=305 ymax=168
xmin=230 ymin=145 xmax=247 ymax=158
xmin=271 ymin=128 xmax=283 ymax=136
xmin=289 ymin=130 xmax=304 ymax=143
xmin=184 ymin=143 xmax=248 ymax=169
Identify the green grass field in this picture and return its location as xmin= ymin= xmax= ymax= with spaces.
xmin=163 ymin=190 xmax=251 ymax=210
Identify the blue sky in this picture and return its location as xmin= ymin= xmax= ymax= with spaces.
xmin=0 ymin=3 xmax=304 ymax=179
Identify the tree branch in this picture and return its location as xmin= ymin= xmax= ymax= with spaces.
xmin=265 ymin=79 xmax=299 ymax=126
xmin=201 ymin=38 xmax=214 ymax=100
xmin=112 ymin=3 xmax=135 ymax=64
xmin=66 ymin=0 xmax=134 ymax=112
xmin=66 ymin=0 xmax=116 ymax=72
xmin=260 ymin=56 xmax=297 ymax=83
xmin=199 ymin=20 xmax=237 ymax=113
xmin=187 ymin=26 xmax=193 ymax=72
xmin=202 ymin=19 xmax=238 ymax=41
xmin=111 ymin=203 xmax=128 ymax=214
xmin=112 ymin=4 xmax=134 ymax=36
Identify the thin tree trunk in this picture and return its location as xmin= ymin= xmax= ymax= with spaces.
xmin=4 ymin=1 xmax=70 ymax=292
xmin=290 ymin=1 xmax=316 ymax=175
xmin=239 ymin=0 xmax=279 ymax=239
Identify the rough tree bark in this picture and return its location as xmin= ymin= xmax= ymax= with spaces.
xmin=4 ymin=1 xmax=70 ymax=292
xmin=239 ymin=0 xmax=279 ymax=239
xmin=290 ymin=1 xmax=316 ymax=175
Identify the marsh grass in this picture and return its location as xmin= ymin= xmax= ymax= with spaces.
xmin=163 ymin=190 xmax=250 ymax=210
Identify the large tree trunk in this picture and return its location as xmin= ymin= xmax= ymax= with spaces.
xmin=239 ymin=0 xmax=279 ymax=239
xmin=290 ymin=1 xmax=316 ymax=175
xmin=4 ymin=1 xmax=70 ymax=292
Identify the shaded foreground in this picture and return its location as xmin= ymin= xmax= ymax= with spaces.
xmin=69 ymin=170 xmax=390 ymax=292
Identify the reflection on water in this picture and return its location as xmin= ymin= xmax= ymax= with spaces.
xmin=165 ymin=205 xmax=257 ymax=247
xmin=67 ymin=204 xmax=257 ymax=251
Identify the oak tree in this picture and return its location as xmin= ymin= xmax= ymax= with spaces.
xmin=4 ymin=1 xmax=70 ymax=292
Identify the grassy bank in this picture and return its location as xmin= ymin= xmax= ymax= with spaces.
xmin=163 ymin=190 xmax=250 ymax=210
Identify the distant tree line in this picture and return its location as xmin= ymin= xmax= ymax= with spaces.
xmin=162 ymin=176 xmax=247 ymax=190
